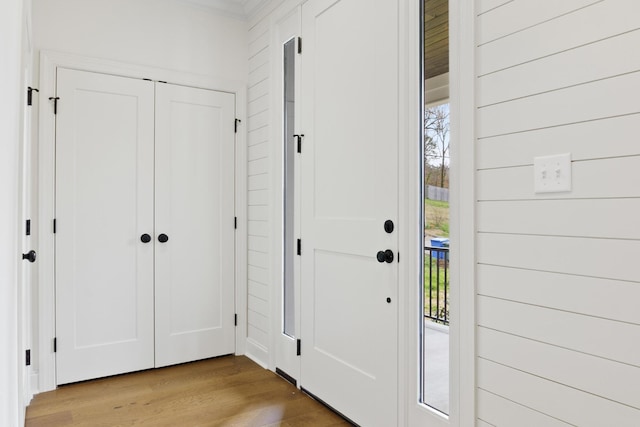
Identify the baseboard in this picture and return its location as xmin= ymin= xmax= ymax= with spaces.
xmin=244 ymin=338 xmax=269 ymax=369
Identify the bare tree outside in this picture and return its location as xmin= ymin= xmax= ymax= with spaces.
xmin=424 ymin=104 xmax=450 ymax=188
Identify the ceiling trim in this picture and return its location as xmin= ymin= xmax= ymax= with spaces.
xmin=176 ymin=0 xmax=271 ymax=20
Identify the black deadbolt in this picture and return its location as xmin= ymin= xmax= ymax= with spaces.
xmin=158 ymin=233 xmax=169 ymax=243
xmin=384 ymin=220 xmax=394 ymax=233
xmin=140 ymin=233 xmax=151 ymax=243
xmin=22 ymin=250 xmax=36 ymax=263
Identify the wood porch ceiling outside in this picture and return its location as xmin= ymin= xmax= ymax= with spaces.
xmin=424 ymin=0 xmax=449 ymax=81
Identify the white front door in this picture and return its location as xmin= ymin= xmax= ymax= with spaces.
xmin=55 ymin=68 xmax=155 ymax=384
xmin=154 ymin=83 xmax=236 ymax=367
xmin=300 ymin=1 xmax=399 ymax=426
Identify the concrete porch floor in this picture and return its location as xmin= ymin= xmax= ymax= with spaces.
xmin=423 ymin=320 xmax=450 ymax=415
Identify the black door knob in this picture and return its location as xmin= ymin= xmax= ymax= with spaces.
xmin=140 ymin=233 xmax=151 ymax=243
xmin=377 ymin=250 xmax=394 ymax=263
xmin=22 ymin=250 xmax=36 ymax=263
xmin=158 ymin=233 xmax=169 ymax=243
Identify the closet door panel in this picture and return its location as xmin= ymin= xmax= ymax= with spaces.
xmin=55 ymin=68 xmax=155 ymax=384
xmin=154 ymin=83 xmax=236 ymax=367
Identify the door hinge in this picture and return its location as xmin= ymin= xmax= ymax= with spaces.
xmin=25 ymin=219 xmax=31 ymax=236
xmin=53 ymin=337 xmax=57 ymax=353
xmin=53 ymin=218 xmax=57 ymax=234
xmin=297 ymin=37 xmax=302 ymax=54
xmin=234 ymin=313 xmax=238 ymax=326
xmin=296 ymin=339 xmax=301 ymax=356
xmin=235 ymin=118 xmax=241 ymax=133
xmin=294 ymin=134 xmax=304 ymax=153
xmin=27 ymin=87 xmax=39 ymax=106
xmin=297 ymin=239 xmax=301 ymax=256
xmin=25 ymin=349 xmax=31 ymax=366
xmin=49 ymin=97 xmax=60 ymax=114
xmin=234 ymin=217 xmax=237 ymax=229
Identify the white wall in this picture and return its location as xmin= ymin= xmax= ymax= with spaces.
xmin=32 ymin=0 xmax=248 ymax=81
xmin=1 ymin=0 xmax=27 ymax=425
xmin=244 ymin=1 xmax=280 ymax=366
xmin=474 ymin=0 xmax=640 ymax=425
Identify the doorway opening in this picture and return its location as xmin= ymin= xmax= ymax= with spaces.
xmin=421 ymin=0 xmax=450 ymax=416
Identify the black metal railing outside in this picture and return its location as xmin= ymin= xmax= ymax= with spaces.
xmin=424 ymin=245 xmax=449 ymax=325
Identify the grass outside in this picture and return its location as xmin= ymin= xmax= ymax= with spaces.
xmin=424 ymin=199 xmax=449 ymax=237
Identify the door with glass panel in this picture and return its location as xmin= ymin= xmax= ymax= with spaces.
xmin=274 ymin=8 xmax=302 ymax=384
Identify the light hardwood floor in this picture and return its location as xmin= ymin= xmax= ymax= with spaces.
xmin=26 ymin=356 xmax=352 ymax=426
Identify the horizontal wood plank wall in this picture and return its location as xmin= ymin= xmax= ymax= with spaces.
xmin=246 ymin=13 xmax=272 ymax=366
xmin=474 ymin=0 xmax=640 ymax=425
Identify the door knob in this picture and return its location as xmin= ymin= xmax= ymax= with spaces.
xmin=22 ymin=250 xmax=37 ymax=263
xmin=158 ymin=233 xmax=169 ymax=243
xmin=140 ymin=233 xmax=151 ymax=243
xmin=376 ymin=249 xmax=394 ymax=263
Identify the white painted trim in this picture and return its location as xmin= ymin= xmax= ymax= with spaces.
xmin=397 ymin=0 xmax=420 ymax=425
xmin=245 ymin=338 xmax=269 ymax=368
xmin=449 ymin=0 xmax=476 ymax=425
xmin=176 ymin=0 xmax=246 ymax=19
xmin=37 ymin=50 xmax=248 ymax=391
xmin=401 ymin=0 xmax=452 ymax=425
xmin=235 ymin=74 xmax=249 ymax=359
xmin=403 ymin=0 xmax=476 ymax=425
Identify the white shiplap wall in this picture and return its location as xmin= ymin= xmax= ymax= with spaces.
xmin=245 ymin=10 xmax=273 ymax=365
xmin=475 ymin=0 xmax=640 ymax=425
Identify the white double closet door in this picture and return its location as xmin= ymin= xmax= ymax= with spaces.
xmin=55 ymin=68 xmax=235 ymax=385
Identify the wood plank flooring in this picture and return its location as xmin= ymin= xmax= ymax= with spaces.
xmin=26 ymin=356 xmax=352 ymax=427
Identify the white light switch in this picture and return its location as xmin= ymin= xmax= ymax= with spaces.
xmin=534 ymin=153 xmax=572 ymax=193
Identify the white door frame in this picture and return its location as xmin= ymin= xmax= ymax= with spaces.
xmin=399 ymin=0 xmax=476 ymax=426
xmin=37 ymin=50 xmax=248 ymax=392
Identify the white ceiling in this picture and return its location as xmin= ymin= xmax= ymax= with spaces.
xmin=178 ymin=0 xmax=270 ymax=19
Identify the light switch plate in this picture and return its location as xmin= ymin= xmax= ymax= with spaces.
xmin=534 ymin=153 xmax=572 ymax=193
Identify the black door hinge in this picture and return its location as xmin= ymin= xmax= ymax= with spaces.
xmin=25 ymin=219 xmax=31 ymax=236
xmin=234 ymin=313 xmax=238 ymax=326
xmin=49 ymin=97 xmax=60 ymax=114
xmin=27 ymin=87 xmax=39 ymax=106
xmin=297 ymin=239 xmax=301 ymax=256
xmin=297 ymin=37 xmax=302 ymax=54
xmin=234 ymin=217 xmax=237 ymax=229
xmin=296 ymin=339 xmax=301 ymax=356
xmin=235 ymin=118 xmax=241 ymax=133
xmin=26 ymin=349 xmax=31 ymax=366
xmin=53 ymin=337 xmax=57 ymax=353
xmin=294 ymin=134 xmax=304 ymax=153
xmin=53 ymin=219 xmax=57 ymax=233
